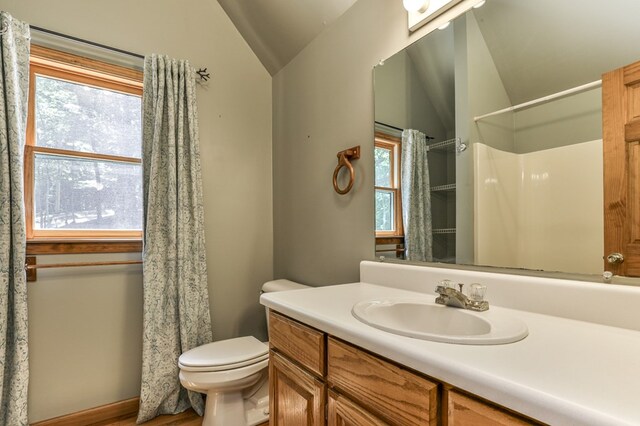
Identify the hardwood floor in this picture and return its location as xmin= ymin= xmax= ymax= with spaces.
xmin=102 ymin=409 xmax=202 ymax=426
xmin=103 ymin=410 xmax=269 ymax=426
xmin=31 ymin=399 xmax=268 ymax=426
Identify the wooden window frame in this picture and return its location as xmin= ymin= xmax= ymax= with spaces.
xmin=375 ymin=132 xmax=403 ymax=238
xmin=25 ymin=45 xmax=144 ymax=254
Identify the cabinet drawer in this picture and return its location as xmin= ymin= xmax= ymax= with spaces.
xmin=445 ymin=390 xmax=536 ymax=425
xmin=268 ymin=311 xmax=326 ymax=377
xmin=328 ymin=390 xmax=389 ymax=426
xmin=327 ymin=338 xmax=438 ymax=426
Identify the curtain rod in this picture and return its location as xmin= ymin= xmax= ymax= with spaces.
xmin=375 ymin=121 xmax=404 ymax=132
xmin=474 ymin=80 xmax=602 ymax=122
xmin=374 ymin=121 xmax=435 ymax=140
xmin=30 ymin=25 xmax=145 ymax=60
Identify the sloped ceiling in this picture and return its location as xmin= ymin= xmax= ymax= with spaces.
xmin=402 ymin=0 xmax=640 ymax=113
xmin=217 ymin=0 xmax=357 ymax=75
xmin=473 ymin=0 xmax=640 ymax=104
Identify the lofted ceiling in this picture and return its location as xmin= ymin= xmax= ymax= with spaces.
xmin=400 ymin=0 xmax=640 ymax=125
xmin=217 ymin=0 xmax=358 ymax=75
xmin=219 ymin=0 xmax=640 ymax=103
xmin=472 ymin=0 xmax=640 ymax=105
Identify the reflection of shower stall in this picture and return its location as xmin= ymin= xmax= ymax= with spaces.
xmin=428 ymin=137 xmax=461 ymax=262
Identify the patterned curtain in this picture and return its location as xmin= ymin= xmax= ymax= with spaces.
xmin=137 ymin=55 xmax=213 ymax=423
xmin=0 ymin=12 xmax=30 ymax=426
xmin=401 ymin=129 xmax=433 ymax=262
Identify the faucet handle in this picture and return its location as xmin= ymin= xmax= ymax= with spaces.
xmin=469 ymin=283 xmax=487 ymax=302
xmin=438 ymin=279 xmax=453 ymax=289
xmin=457 ymin=283 xmax=464 ymax=293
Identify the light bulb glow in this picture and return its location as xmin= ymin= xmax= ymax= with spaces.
xmin=473 ymin=0 xmax=486 ymax=8
xmin=403 ymin=0 xmax=430 ymax=13
xmin=438 ymin=21 xmax=451 ymax=30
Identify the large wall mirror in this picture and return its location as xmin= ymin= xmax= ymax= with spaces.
xmin=373 ymin=0 xmax=640 ymax=281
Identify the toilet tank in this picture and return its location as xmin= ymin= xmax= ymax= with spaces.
xmin=261 ymin=279 xmax=309 ymax=333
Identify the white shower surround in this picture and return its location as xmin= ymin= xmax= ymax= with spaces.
xmin=474 ymin=140 xmax=603 ymax=274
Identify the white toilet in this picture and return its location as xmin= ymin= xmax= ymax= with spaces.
xmin=179 ymin=279 xmax=309 ymax=426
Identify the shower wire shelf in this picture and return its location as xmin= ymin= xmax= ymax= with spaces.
xmin=431 ymin=183 xmax=456 ymax=192
xmin=428 ymin=137 xmax=460 ymax=151
xmin=432 ymin=228 xmax=456 ymax=234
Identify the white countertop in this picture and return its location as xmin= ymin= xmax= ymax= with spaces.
xmin=261 ymin=282 xmax=640 ymax=426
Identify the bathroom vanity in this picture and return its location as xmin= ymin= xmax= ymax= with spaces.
xmin=268 ymin=310 xmax=533 ymax=425
xmin=261 ymin=261 xmax=640 ymax=425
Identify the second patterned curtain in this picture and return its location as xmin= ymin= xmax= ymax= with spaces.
xmin=401 ymin=129 xmax=433 ymax=262
xmin=0 ymin=11 xmax=30 ymax=426
xmin=137 ymin=54 xmax=213 ymax=423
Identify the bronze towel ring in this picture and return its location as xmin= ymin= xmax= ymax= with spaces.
xmin=333 ymin=146 xmax=360 ymax=195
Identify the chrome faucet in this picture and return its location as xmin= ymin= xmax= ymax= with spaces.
xmin=435 ymin=281 xmax=489 ymax=312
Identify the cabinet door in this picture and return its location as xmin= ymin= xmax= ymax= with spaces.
xmin=328 ymin=390 xmax=389 ymax=426
xmin=603 ymin=59 xmax=640 ymax=276
xmin=269 ymin=351 xmax=326 ymax=426
xmin=445 ymin=390 xmax=534 ymax=426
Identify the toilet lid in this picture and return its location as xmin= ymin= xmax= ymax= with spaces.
xmin=179 ymin=336 xmax=268 ymax=370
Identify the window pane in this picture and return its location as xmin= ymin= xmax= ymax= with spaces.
xmin=34 ymin=154 xmax=142 ymax=231
xmin=375 ymin=190 xmax=394 ymax=231
xmin=35 ymin=75 xmax=141 ymax=158
xmin=375 ymin=147 xmax=392 ymax=187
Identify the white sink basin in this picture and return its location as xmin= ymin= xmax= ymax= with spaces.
xmin=352 ymin=298 xmax=528 ymax=345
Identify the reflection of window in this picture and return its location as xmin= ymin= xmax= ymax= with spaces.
xmin=25 ymin=46 xmax=143 ymax=242
xmin=375 ymin=132 xmax=402 ymax=236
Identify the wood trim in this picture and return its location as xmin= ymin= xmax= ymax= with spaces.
xmin=30 ymin=62 xmax=142 ymax=97
xmin=31 ymin=397 xmax=139 ymax=426
xmin=375 ymin=236 xmax=404 ymax=245
xmin=603 ymin=66 xmax=627 ymax=275
xmin=30 ymin=44 xmax=143 ymax=88
xmin=31 ymin=146 xmax=141 ymax=164
xmin=374 ymin=131 xmax=401 ymax=144
xmin=24 ymin=146 xmax=35 ymax=240
xmin=27 ymin=239 xmax=142 ymax=254
xmin=33 ymin=230 xmax=142 ymax=240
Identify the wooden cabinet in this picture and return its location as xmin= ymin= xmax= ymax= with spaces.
xmin=269 ymin=351 xmax=326 ymax=426
xmin=269 ymin=310 xmax=326 ymax=377
xmin=328 ymin=338 xmax=438 ymax=425
xmin=269 ymin=311 xmax=326 ymax=425
xmin=268 ymin=310 xmax=541 ymax=426
xmin=328 ymin=390 xmax=389 ymax=426
xmin=444 ymin=390 xmax=534 ymax=425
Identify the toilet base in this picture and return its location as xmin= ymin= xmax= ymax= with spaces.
xmin=201 ymin=377 xmax=269 ymax=426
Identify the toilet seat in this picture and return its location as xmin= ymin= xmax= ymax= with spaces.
xmin=179 ymin=336 xmax=268 ymax=372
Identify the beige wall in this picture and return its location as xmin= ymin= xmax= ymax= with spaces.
xmin=373 ymin=50 xmax=448 ymax=140
xmin=272 ymin=0 xmax=477 ymax=285
xmin=513 ymin=88 xmax=601 ymax=154
xmin=0 ymin=0 xmax=272 ymax=422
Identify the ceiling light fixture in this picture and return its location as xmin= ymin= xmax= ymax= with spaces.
xmin=473 ymin=0 xmax=486 ymax=8
xmin=403 ymin=0 xmax=430 ymax=13
xmin=437 ymin=21 xmax=451 ymax=30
